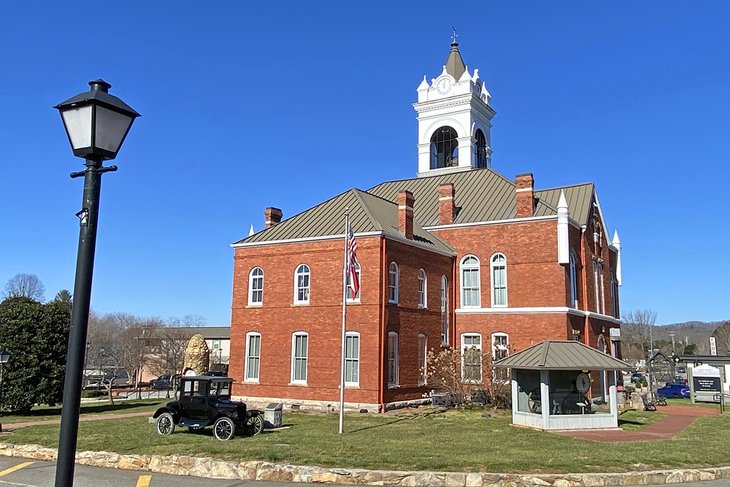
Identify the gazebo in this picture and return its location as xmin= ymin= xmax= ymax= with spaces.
xmin=493 ymin=340 xmax=632 ymax=430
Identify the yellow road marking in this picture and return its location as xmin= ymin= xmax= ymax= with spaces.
xmin=136 ymin=474 xmax=152 ymax=487
xmin=0 ymin=462 xmax=34 ymax=477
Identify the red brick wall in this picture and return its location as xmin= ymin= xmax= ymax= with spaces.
xmin=230 ymin=234 xmax=453 ymax=408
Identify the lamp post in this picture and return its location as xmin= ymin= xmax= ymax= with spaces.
xmin=0 ymin=349 xmax=11 ymax=433
xmin=54 ymin=80 xmax=139 ymax=487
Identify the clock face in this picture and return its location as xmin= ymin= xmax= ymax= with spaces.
xmin=576 ymin=373 xmax=590 ymax=393
xmin=436 ymin=77 xmax=453 ymax=95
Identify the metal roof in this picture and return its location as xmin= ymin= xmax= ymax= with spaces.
xmin=493 ymin=340 xmax=632 ymax=371
xmin=368 ymin=168 xmax=595 ymax=227
xmin=235 ymin=188 xmax=454 ymax=255
xmin=444 ymin=42 xmax=466 ymax=80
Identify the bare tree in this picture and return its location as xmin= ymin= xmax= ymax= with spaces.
xmin=4 ymin=273 xmax=45 ymax=301
xmin=712 ymin=321 xmax=730 ymax=355
xmin=622 ymin=309 xmax=657 ymax=362
xmin=147 ymin=326 xmax=194 ymax=377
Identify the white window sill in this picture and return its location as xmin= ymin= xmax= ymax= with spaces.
xmin=244 ymin=379 xmax=259 ymax=384
xmin=247 ymin=303 xmax=263 ymax=308
xmin=289 ymin=382 xmax=308 ymax=386
xmin=293 ymin=302 xmax=310 ymax=306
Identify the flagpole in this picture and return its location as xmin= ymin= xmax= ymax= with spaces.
xmin=338 ymin=208 xmax=349 ymax=434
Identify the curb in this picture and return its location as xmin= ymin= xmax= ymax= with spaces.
xmin=1 ymin=443 xmax=729 ymax=486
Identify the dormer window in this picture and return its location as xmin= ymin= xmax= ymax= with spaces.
xmin=430 ymin=126 xmax=459 ymax=169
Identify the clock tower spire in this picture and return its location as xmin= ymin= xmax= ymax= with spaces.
xmin=413 ymin=36 xmax=496 ymax=177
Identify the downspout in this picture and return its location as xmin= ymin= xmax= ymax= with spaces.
xmin=378 ymin=236 xmax=386 ymax=412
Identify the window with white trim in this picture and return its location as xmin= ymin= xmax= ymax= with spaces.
xmin=291 ymin=332 xmax=308 ymax=383
xmin=294 ymin=264 xmax=310 ymax=304
xmin=388 ymin=262 xmax=399 ymax=304
xmin=491 ymin=253 xmax=507 ymax=307
xmin=598 ymin=261 xmax=605 ymax=314
xmin=440 ymin=275 xmax=449 ymax=344
xmin=461 ymin=333 xmax=482 ymax=383
xmin=492 ymin=333 xmax=509 ymax=381
xmin=387 ymin=332 xmax=398 ymax=386
xmin=418 ymin=269 xmax=427 ymax=308
xmin=344 ymin=332 xmax=360 ymax=386
xmin=569 ymin=252 xmax=578 ymax=308
xmin=460 ymin=255 xmax=480 ymax=307
xmin=592 ymin=258 xmax=599 ymax=313
xmin=244 ymin=332 xmax=261 ymax=382
xmin=248 ymin=267 xmax=264 ymax=305
xmin=418 ymin=334 xmax=427 ymax=385
xmin=346 ymin=263 xmax=361 ymax=302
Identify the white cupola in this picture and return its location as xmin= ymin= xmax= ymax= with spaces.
xmin=413 ymin=36 xmax=496 ymax=177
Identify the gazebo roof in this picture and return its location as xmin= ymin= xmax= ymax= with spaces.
xmin=493 ymin=340 xmax=632 ymax=371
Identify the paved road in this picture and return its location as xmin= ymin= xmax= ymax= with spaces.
xmin=0 ymin=457 xmax=348 ymax=487
xmin=0 ymin=457 xmax=728 ymax=487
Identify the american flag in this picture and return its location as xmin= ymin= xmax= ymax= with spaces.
xmin=347 ymin=223 xmax=360 ymax=299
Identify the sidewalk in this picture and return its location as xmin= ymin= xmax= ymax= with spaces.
xmin=555 ymin=404 xmax=720 ymax=442
xmin=1 ymin=411 xmax=153 ymax=432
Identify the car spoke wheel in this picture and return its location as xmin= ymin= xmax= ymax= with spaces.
xmin=243 ymin=414 xmax=264 ymax=437
xmin=213 ymin=416 xmax=235 ymax=440
xmin=156 ymin=412 xmax=175 ymax=436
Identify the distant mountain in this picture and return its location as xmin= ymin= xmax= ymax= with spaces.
xmin=650 ymin=320 xmax=727 ymax=355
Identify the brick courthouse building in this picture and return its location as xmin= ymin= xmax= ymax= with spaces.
xmin=228 ymin=41 xmax=623 ymax=412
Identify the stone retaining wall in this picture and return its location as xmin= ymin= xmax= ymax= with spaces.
xmin=1 ymin=443 xmax=729 ymax=486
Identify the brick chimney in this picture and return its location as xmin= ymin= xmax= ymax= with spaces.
xmin=438 ymin=183 xmax=456 ymax=225
xmin=396 ymin=190 xmax=415 ymax=240
xmin=515 ymin=173 xmax=535 ymax=218
xmin=264 ymin=207 xmax=282 ymax=229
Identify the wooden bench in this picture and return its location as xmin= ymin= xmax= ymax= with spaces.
xmin=641 ymin=393 xmax=657 ymax=411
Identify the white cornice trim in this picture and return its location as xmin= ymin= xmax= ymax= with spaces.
xmin=455 ymin=306 xmax=621 ymax=323
xmin=230 ymin=231 xmax=381 ymax=248
xmin=424 ymin=215 xmax=583 ymax=231
xmin=231 ymin=232 xmax=456 ymax=258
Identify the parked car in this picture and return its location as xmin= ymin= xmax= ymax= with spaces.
xmin=630 ymin=372 xmax=644 ymax=384
xmin=149 ymin=374 xmax=174 ymax=390
xmin=205 ymin=371 xmax=227 ymax=377
xmin=152 ymin=375 xmax=263 ymax=440
xmin=657 ymin=383 xmax=690 ymax=398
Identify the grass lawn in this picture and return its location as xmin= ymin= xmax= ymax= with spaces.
xmin=4 ymin=404 xmax=730 ymax=474
xmin=0 ymin=399 xmax=166 ymax=424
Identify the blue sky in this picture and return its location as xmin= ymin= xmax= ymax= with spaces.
xmin=1 ymin=2 xmax=728 ymax=326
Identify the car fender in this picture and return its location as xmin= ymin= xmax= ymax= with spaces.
xmin=153 ymin=405 xmax=179 ymax=421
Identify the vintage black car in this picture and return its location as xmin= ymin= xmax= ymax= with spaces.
xmin=152 ymin=375 xmax=263 ymax=440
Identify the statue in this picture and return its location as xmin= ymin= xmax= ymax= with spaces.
xmin=183 ymin=334 xmax=210 ymax=375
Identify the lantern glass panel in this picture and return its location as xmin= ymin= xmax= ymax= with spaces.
xmin=61 ymin=106 xmax=92 ymax=151
xmin=95 ymin=105 xmax=133 ymax=154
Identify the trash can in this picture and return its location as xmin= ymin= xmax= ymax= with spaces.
xmin=264 ymin=403 xmax=283 ymax=428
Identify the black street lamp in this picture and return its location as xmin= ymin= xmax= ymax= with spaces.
xmin=53 ymin=80 xmax=139 ymax=487
xmin=0 ymin=349 xmax=11 ymax=433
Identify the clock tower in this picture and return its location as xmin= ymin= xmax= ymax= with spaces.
xmin=413 ymin=37 xmax=496 ymax=177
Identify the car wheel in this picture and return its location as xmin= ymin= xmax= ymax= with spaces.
xmin=156 ymin=412 xmax=175 ymax=436
xmin=213 ymin=416 xmax=235 ymax=440
xmin=243 ymin=414 xmax=264 ymax=437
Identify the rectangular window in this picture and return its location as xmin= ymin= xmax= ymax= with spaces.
xmin=462 ymin=334 xmax=482 ymax=382
xmin=291 ymin=333 xmax=308 ymax=383
xmin=418 ymin=334 xmax=427 ymax=385
xmin=345 ymin=333 xmax=359 ymax=386
xmin=593 ymin=259 xmax=600 ymax=313
xmin=492 ymin=334 xmax=509 ymax=382
xmin=245 ymin=333 xmax=260 ymax=382
xmin=387 ymin=332 xmax=398 ymax=387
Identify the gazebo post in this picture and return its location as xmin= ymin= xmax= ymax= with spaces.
xmin=540 ymin=370 xmax=550 ymax=428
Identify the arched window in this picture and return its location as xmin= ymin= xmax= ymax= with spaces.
xmin=440 ymin=275 xmax=449 ymax=344
xmin=460 ymin=255 xmax=480 ymax=307
xmin=430 ymin=126 xmax=459 ymax=169
xmin=491 ymin=253 xmax=507 ymax=307
xmin=569 ymin=252 xmax=578 ymax=308
xmin=388 ymin=262 xmax=399 ymax=304
xmin=248 ymin=267 xmax=264 ymax=305
xmin=294 ymin=264 xmax=310 ymax=304
xmin=347 ymin=263 xmax=361 ymax=302
xmin=473 ymin=129 xmax=488 ymax=168
xmin=418 ymin=269 xmax=427 ymax=308
xmin=387 ymin=332 xmax=399 ymax=386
